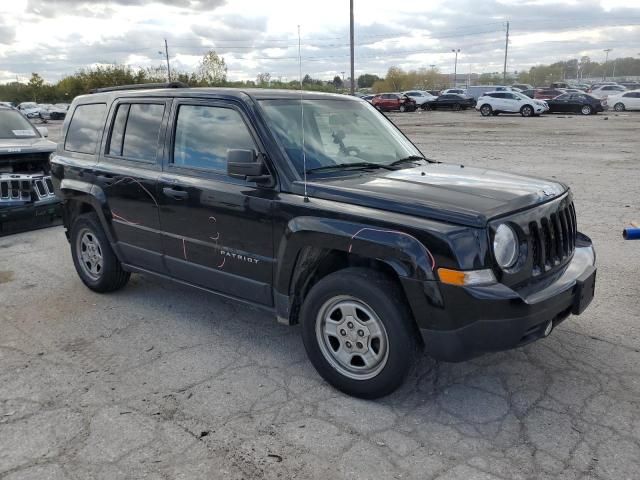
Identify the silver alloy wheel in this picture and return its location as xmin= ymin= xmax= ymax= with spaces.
xmin=76 ymin=228 xmax=104 ymax=281
xmin=522 ymin=106 xmax=533 ymax=117
xmin=581 ymin=105 xmax=592 ymax=115
xmin=614 ymin=103 xmax=624 ymax=112
xmin=315 ymin=295 xmax=389 ymax=380
xmin=480 ymin=105 xmax=491 ymax=116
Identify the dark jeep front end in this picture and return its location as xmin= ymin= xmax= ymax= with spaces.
xmin=0 ymin=106 xmax=60 ymax=235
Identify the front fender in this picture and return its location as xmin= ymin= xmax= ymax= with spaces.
xmin=275 ymin=216 xmax=436 ymax=294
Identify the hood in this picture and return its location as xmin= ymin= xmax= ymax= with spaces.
xmin=305 ymin=163 xmax=568 ymax=227
xmin=0 ymin=137 xmax=56 ymax=155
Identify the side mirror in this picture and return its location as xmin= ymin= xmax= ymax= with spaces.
xmin=37 ymin=127 xmax=48 ymax=137
xmin=227 ymin=149 xmax=270 ymax=183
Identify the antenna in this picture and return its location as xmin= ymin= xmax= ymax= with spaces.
xmin=298 ymin=25 xmax=309 ymax=203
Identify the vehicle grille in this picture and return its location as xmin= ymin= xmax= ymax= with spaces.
xmin=0 ymin=174 xmax=56 ymax=204
xmin=529 ymin=202 xmax=577 ymax=276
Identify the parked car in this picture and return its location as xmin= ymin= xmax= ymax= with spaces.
xmin=440 ymin=88 xmax=467 ymax=96
xmin=476 ymin=91 xmax=547 ymax=117
xmin=607 ymin=90 xmax=640 ymax=111
xmin=361 ymin=95 xmax=376 ymax=103
xmin=551 ymin=82 xmax=571 ymax=89
xmin=545 ymin=92 xmax=607 ymax=115
xmin=402 ymin=90 xmax=437 ymax=106
xmin=619 ymin=82 xmax=640 ymax=90
xmin=0 ymin=101 xmax=15 ymax=108
xmin=534 ymin=88 xmax=566 ymax=100
xmin=466 ymin=85 xmax=514 ymax=101
xmin=50 ymin=84 xmax=596 ymax=398
xmin=589 ymin=84 xmax=626 ymax=99
xmin=422 ymin=93 xmax=476 ymax=111
xmin=0 ymin=105 xmax=60 ymax=235
xmin=39 ymin=103 xmax=68 ymax=120
xmin=512 ymin=83 xmax=533 ymax=91
xmin=17 ymin=102 xmax=42 ymax=118
xmin=521 ymin=89 xmax=537 ymax=98
xmin=371 ymin=93 xmax=417 ymax=112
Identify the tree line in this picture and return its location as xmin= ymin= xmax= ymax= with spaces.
xmin=2 ymin=52 xmax=639 ymax=104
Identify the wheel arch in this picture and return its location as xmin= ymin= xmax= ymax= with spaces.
xmin=274 ymin=217 xmax=437 ymax=326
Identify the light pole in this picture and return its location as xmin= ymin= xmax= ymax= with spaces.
xmin=451 ymin=49 xmax=460 ymax=87
xmin=603 ymin=48 xmax=612 ymax=81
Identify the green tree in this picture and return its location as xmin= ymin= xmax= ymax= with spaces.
xmin=197 ymin=50 xmax=227 ymax=85
xmin=332 ymin=75 xmax=343 ymax=89
xmin=357 ymin=73 xmax=381 ymax=88
xmin=27 ymin=73 xmax=44 ymax=101
xmin=256 ymin=72 xmax=271 ymax=85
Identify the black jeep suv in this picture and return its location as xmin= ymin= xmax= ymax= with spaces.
xmin=51 ymin=84 xmax=596 ymax=398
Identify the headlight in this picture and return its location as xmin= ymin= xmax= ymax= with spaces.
xmin=493 ymin=224 xmax=519 ymax=269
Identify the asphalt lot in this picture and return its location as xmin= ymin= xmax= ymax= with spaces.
xmin=1 ymin=111 xmax=639 ymax=479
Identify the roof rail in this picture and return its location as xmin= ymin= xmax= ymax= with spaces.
xmin=89 ymin=81 xmax=188 ymax=94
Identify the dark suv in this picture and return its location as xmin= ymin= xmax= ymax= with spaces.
xmin=51 ymin=84 xmax=596 ymax=398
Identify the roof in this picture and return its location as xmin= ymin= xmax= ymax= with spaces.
xmin=78 ymin=87 xmax=359 ymax=104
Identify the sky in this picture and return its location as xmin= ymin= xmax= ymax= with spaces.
xmin=0 ymin=0 xmax=639 ymax=84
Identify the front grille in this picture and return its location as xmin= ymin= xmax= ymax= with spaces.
xmin=0 ymin=174 xmax=56 ymax=204
xmin=529 ymin=202 xmax=577 ymax=276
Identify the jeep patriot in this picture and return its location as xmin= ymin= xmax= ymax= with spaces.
xmin=51 ymin=84 xmax=596 ymax=398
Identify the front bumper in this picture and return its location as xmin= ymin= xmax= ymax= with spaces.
xmin=414 ymin=238 xmax=596 ymax=362
xmin=0 ymin=199 xmax=62 ymax=236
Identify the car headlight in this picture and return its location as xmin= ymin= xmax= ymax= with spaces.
xmin=493 ymin=224 xmax=519 ymax=269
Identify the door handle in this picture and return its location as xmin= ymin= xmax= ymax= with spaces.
xmin=162 ymin=187 xmax=188 ymax=199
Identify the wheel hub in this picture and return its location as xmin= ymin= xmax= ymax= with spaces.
xmin=337 ymin=314 xmax=371 ymax=354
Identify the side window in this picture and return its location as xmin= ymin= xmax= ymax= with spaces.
xmin=107 ymin=103 xmax=165 ymax=162
xmin=65 ymin=103 xmax=107 ymax=154
xmin=173 ymin=105 xmax=256 ymax=172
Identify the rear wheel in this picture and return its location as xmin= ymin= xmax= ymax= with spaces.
xmin=581 ymin=105 xmax=592 ymax=115
xmin=521 ymin=105 xmax=534 ymax=117
xmin=300 ymin=268 xmax=418 ymax=399
xmin=480 ymin=104 xmax=492 ymax=116
xmin=614 ymin=102 xmax=625 ymax=112
xmin=70 ymin=212 xmax=130 ymax=292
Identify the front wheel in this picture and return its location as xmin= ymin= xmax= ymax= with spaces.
xmin=581 ymin=105 xmax=592 ymax=115
xmin=452 ymin=103 xmax=461 ymax=111
xmin=521 ymin=105 xmax=534 ymax=117
xmin=300 ymin=268 xmax=418 ymax=399
xmin=614 ymin=103 xmax=625 ymax=112
xmin=70 ymin=212 xmax=130 ymax=292
xmin=422 ymin=104 xmax=432 ymax=111
xmin=399 ymin=104 xmax=406 ymax=112
xmin=480 ymin=104 xmax=492 ymax=116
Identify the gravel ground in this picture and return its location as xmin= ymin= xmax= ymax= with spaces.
xmin=1 ymin=111 xmax=639 ymax=480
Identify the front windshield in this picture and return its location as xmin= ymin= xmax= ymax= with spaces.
xmin=259 ymin=98 xmax=422 ymax=176
xmin=0 ymin=109 xmax=38 ymax=139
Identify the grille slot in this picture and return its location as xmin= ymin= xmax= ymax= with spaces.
xmin=0 ymin=175 xmax=56 ymax=204
xmin=528 ymin=202 xmax=577 ymax=276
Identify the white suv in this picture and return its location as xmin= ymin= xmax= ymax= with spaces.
xmin=590 ymin=85 xmax=626 ymax=99
xmin=402 ymin=90 xmax=437 ymax=106
xmin=476 ymin=91 xmax=548 ymax=117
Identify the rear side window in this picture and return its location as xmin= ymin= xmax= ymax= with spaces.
xmin=65 ymin=103 xmax=106 ymax=154
xmin=107 ymin=103 xmax=165 ymax=162
xmin=172 ymin=105 xmax=256 ymax=171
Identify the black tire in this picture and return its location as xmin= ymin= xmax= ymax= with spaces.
xmin=614 ymin=102 xmax=625 ymax=112
xmin=300 ymin=268 xmax=418 ymax=399
xmin=521 ymin=105 xmax=534 ymax=117
xmin=480 ymin=104 xmax=492 ymax=116
xmin=70 ymin=212 xmax=130 ymax=293
xmin=422 ymin=104 xmax=432 ymax=111
xmin=580 ymin=105 xmax=592 ymax=115
xmin=452 ymin=103 xmax=461 ymax=111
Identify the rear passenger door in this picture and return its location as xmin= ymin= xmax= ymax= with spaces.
xmin=96 ymin=99 xmax=171 ymax=273
xmin=157 ymin=99 xmax=275 ymax=306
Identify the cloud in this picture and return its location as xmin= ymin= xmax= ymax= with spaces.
xmin=0 ymin=23 xmax=16 ymax=45
xmin=1 ymin=0 xmax=639 ymax=83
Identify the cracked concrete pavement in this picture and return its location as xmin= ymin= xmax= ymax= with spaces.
xmin=1 ymin=111 xmax=639 ymax=479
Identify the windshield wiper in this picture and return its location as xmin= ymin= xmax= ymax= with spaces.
xmin=306 ymin=162 xmax=394 ymax=174
xmin=389 ymin=155 xmax=428 ymax=167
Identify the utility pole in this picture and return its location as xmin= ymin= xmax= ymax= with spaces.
xmin=349 ymin=0 xmax=355 ymax=94
xmin=503 ymin=21 xmax=509 ymax=84
xmin=164 ymin=39 xmax=171 ymax=82
xmin=603 ymin=48 xmax=611 ymax=81
xmin=451 ymin=49 xmax=460 ymax=87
